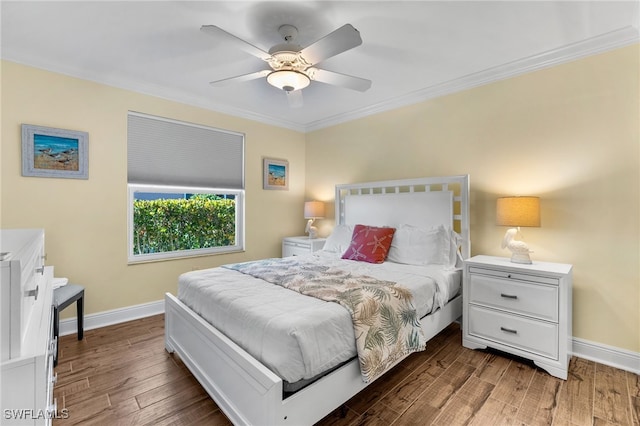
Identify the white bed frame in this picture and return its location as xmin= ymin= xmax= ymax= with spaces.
xmin=165 ymin=175 xmax=470 ymax=425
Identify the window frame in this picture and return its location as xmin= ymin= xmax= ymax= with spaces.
xmin=127 ymin=184 xmax=245 ymax=264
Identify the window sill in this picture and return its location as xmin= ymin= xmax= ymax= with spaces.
xmin=128 ymin=247 xmax=245 ymax=265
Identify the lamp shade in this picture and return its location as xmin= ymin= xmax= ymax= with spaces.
xmin=496 ymin=196 xmax=540 ymax=227
xmin=304 ymin=201 xmax=325 ymax=219
xmin=267 ymin=70 xmax=310 ymax=92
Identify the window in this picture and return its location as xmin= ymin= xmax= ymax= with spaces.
xmin=127 ymin=112 xmax=244 ymax=263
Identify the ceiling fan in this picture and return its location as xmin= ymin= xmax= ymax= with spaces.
xmin=201 ymin=23 xmax=372 ymax=107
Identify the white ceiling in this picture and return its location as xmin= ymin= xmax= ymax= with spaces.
xmin=2 ymin=1 xmax=638 ymax=132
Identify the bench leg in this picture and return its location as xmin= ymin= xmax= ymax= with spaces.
xmin=77 ymin=293 xmax=84 ymax=340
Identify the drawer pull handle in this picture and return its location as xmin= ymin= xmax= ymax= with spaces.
xmin=26 ymin=285 xmax=39 ymax=300
xmin=500 ymin=326 xmax=518 ymax=334
xmin=500 ymin=293 xmax=518 ymax=300
xmin=36 ymin=266 xmax=45 ymax=275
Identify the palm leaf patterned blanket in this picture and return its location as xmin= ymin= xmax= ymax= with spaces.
xmin=223 ymin=257 xmax=427 ymax=383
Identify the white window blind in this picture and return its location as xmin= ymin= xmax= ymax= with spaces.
xmin=127 ymin=112 xmax=244 ymax=189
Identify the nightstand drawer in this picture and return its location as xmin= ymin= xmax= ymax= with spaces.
xmin=469 ymin=274 xmax=558 ymax=322
xmin=282 ymin=237 xmax=326 ymax=257
xmin=468 ymin=267 xmax=560 ymax=286
xmin=468 ymin=305 xmax=558 ymax=360
xmin=284 ymin=244 xmax=312 ymax=257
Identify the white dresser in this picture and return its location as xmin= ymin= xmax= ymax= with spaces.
xmin=462 ymin=255 xmax=572 ymax=379
xmin=1 ymin=229 xmax=57 ymax=425
xmin=282 ymin=236 xmax=326 ymax=257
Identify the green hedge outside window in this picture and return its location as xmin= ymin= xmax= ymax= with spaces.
xmin=133 ymin=195 xmax=235 ymax=255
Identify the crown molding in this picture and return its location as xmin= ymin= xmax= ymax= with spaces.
xmin=4 ymin=26 xmax=637 ymax=134
xmin=1 ymin=55 xmax=308 ymax=133
xmin=305 ymin=26 xmax=639 ymax=133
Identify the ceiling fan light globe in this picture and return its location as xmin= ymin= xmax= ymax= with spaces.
xmin=267 ymin=70 xmax=310 ymax=92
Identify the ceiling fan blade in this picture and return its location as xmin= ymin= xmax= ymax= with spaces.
xmin=299 ymin=24 xmax=362 ymax=65
xmin=209 ymin=70 xmax=271 ymax=87
xmin=286 ymin=90 xmax=304 ymax=108
xmin=201 ymin=25 xmax=272 ymax=61
xmin=310 ymin=68 xmax=371 ymax=92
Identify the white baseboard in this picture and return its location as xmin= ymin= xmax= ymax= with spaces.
xmin=58 ymin=299 xmax=164 ymax=336
xmin=59 ymin=300 xmax=640 ymax=375
xmin=571 ymin=337 xmax=640 ymax=375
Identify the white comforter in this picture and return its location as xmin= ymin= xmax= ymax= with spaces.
xmin=177 ymin=251 xmax=460 ymax=383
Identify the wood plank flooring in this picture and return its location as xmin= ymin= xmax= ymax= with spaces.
xmin=53 ymin=314 xmax=639 ymax=425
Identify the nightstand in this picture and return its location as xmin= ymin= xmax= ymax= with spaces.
xmin=462 ymin=255 xmax=572 ymax=379
xmin=282 ymin=236 xmax=326 ymax=257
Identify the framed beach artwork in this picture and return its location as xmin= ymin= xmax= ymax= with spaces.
xmin=22 ymin=124 xmax=88 ymax=179
xmin=263 ymin=157 xmax=289 ymax=190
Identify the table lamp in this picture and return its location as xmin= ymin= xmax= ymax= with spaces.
xmin=304 ymin=201 xmax=325 ymax=239
xmin=496 ymin=196 xmax=540 ymax=264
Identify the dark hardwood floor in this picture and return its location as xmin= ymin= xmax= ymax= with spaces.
xmin=53 ymin=314 xmax=639 ymax=425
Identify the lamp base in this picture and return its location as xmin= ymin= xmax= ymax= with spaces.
xmin=502 ymin=228 xmax=534 ymax=264
xmin=305 ymin=219 xmax=318 ymax=239
xmin=510 ymin=252 xmax=532 ymax=264
xmin=308 ymin=226 xmax=318 ymax=239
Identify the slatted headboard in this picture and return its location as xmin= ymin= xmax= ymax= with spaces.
xmin=335 ymin=175 xmax=470 ymax=259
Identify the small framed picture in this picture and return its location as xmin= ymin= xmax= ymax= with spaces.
xmin=263 ymin=157 xmax=289 ymax=190
xmin=22 ymin=124 xmax=88 ymax=179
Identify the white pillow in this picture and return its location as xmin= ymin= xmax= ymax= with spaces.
xmin=321 ymin=224 xmax=354 ymax=254
xmin=448 ymin=228 xmax=463 ymax=268
xmin=387 ymin=224 xmax=459 ymax=267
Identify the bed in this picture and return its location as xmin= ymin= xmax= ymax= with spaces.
xmin=165 ymin=175 xmax=470 ymax=425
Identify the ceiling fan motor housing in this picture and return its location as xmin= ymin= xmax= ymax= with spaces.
xmin=266 ymin=27 xmax=312 ymax=93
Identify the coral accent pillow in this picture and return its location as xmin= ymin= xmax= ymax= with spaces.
xmin=341 ymin=224 xmax=396 ymax=264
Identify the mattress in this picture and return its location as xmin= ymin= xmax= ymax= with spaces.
xmin=177 ymin=251 xmax=461 ymax=385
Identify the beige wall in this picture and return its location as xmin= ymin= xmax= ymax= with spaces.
xmin=306 ymin=45 xmax=640 ymax=353
xmin=1 ymin=61 xmax=306 ymax=317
